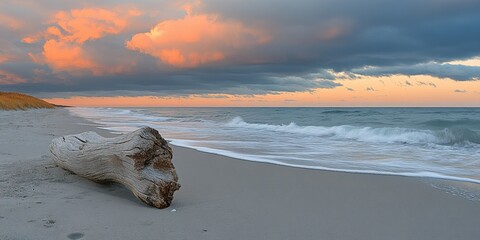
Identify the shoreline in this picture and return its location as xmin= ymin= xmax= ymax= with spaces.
xmin=170 ymin=140 xmax=480 ymax=185
xmin=71 ymin=106 xmax=480 ymax=186
xmin=1 ymin=108 xmax=480 ymax=240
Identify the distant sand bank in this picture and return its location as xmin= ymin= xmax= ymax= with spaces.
xmin=0 ymin=92 xmax=54 ymax=110
xmin=1 ymin=109 xmax=480 ymax=240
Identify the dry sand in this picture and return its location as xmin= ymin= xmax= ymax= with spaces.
xmin=1 ymin=108 xmax=480 ymax=240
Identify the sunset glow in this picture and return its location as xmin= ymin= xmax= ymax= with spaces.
xmin=45 ymin=75 xmax=480 ymax=107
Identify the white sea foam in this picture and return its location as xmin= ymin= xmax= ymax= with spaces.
xmin=70 ymin=107 xmax=170 ymax=123
xmin=170 ymin=139 xmax=480 ymax=184
xmin=226 ymin=116 xmax=480 ymax=145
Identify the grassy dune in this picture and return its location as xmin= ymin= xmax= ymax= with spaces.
xmin=0 ymin=92 xmax=55 ymax=110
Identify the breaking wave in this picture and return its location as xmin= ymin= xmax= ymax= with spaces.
xmin=226 ymin=117 xmax=480 ymax=146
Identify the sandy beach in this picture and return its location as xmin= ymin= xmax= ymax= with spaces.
xmin=1 ymin=108 xmax=480 ymax=240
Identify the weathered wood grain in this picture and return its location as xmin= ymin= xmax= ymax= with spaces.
xmin=49 ymin=127 xmax=180 ymax=208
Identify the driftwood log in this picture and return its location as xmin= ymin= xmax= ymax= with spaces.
xmin=49 ymin=127 xmax=180 ymax=208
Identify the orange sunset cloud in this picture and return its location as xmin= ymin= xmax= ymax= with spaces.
xmin=52 ymin=8 xmax=127 ymax=43
xmin=42 ymin=40 xmax=96 ymax=72
xmin=126 ymin=2 xmax=270 ymax=67
xmin=24 ymin=8 xmax=139 ymax=75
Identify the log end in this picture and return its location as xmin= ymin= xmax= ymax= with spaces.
xmin=128 ymin=127 xmax=181 ymax=208
xmin=143 ymin=181 xmax=181 ymax=209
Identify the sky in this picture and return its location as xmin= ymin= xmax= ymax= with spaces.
xmin=0 ymin=0 xmax=479 ymax=106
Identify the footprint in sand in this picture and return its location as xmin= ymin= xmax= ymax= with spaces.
xmin=42 ymin=219 xmax=55 ymax=228
xmin=67 ymin=232 xmax=85 ymax=240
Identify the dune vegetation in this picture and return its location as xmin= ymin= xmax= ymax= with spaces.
xmin=0 ymin=92 xmax=55 ymax=110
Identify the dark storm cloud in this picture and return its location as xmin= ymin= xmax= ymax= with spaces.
xmin=1 ymin=0 xmax=480 ymax=96
xmin=1 ymin=65 xmax=342 ymax=98
xmin=202 ymin=0 xmax=480 ymax=68
xmin=351 ymin=63 xmax=480 ymax=80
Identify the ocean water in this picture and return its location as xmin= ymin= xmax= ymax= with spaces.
xmin=70 ymin=107 xmax=480 ymax=184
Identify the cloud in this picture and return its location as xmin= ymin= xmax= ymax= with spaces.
xmin=447 ymin=56 xmax=480 ymax=67
xmin=52 ymin=8 xmax=127 ymax=43
xmin=351 ymin=62 xmax=480 ymax=81
xmin=0 ymin=14 xmax=23 ymax=30
xmin=191 ymin=93 xmax=229 ymax=99
xmin=41 ymin=40 xmax=96 ymax=73
xmin=454 ymin=89 xmax=467 ymax=93
xmin=346 ymin=87 xmax=354 ymax=91
xmin=0 ymin=70 xmax=27 ymax=85
xmin=366 ymin=87 xmax=376 ymax=91
xmin=0 ymin=54 xmax=9 ymax=64
xmin=24 ymin=8 xmax=139 ymax=75
xmin=1 ymin=66 xmax=344 ymax=98
xmin=416 ymin=81 xmax=437 ymax=87
xmin=126 ymin=2 xmax=269 ymax=67
xmin=24 ymin=8 xmax=129 ymax=44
